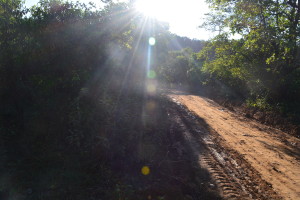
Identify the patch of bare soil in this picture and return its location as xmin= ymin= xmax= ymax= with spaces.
xmin=166 ymin=90 xmax=300 ymax=200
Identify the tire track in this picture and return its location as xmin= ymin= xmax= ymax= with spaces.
xmin=167 ymin=96 xmax=282 ymax=199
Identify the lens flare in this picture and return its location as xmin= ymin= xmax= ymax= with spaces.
xmin=146 ymin=84 xmax=156 ymax=94
xmin=147 ymin=70 xmax=156 ymax=79
xmin=146 ymin=100 xmax=156 ymax=112
xmin=141 ymin=166 xmax=150 ymax=175
xmin=149 ymin=37 xmax=156 ymax=46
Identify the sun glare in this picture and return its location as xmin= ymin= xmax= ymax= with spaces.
xmin=135 ymin=0 xmax=177 ymax=22
xmin=135 ymin=0 xmax=211 ymax=39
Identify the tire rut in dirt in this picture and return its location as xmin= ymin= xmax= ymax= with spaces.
xmin=167 ymin=98 xmax=282 ymax=199
xmin=199 ymin=154 xmax=247 ymax=200
xmin=167 ymin=102 xmax=248 ymax=199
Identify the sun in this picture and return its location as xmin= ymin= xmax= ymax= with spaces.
xmin=134 ymin=0 xmax=212 ymax=40
xmin=135 ymin=0 xmax=175 ymax=22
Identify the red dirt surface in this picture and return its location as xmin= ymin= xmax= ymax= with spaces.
xmin=168 ymin=90 xmax=300 ymax=200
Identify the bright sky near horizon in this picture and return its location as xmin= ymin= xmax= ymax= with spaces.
xmin=25 ymin=0 xmax=216 ymax=40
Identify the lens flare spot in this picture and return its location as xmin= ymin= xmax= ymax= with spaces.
xmin=147 ymin=70 xmax=156 ymax=79
xmin=146 ymin=100 xmax=156 ymax=111
xmin=141 ymin=166 xmax=150 ymax=175
xmin=146 ymin=84 xmax=156 ymax=94
xmin=149 ymin=37 xmax=156 ymax=46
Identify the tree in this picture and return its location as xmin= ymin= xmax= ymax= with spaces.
xmin=199 ymin=0 xmax=300 ymax=104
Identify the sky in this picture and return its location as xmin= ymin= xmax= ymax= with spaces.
xmin=25 ymin=0 xmax=216 ymax=40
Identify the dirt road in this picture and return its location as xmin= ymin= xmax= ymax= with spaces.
xmin=166 ymin=90 xmax=300 ymax=200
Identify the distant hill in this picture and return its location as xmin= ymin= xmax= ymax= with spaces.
xmin=168 ymin=34 xmax=205 ymax=52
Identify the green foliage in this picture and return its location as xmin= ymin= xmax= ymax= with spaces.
xmin=198 ymin=0 xmax=300 ymax=112
xmin=246 ymin=97 xmax=272 ymax=110
xmin=0 ymin=0 xmax=173 ymax=198
xmin=157 ymin=48 xmax=202 ymax=85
